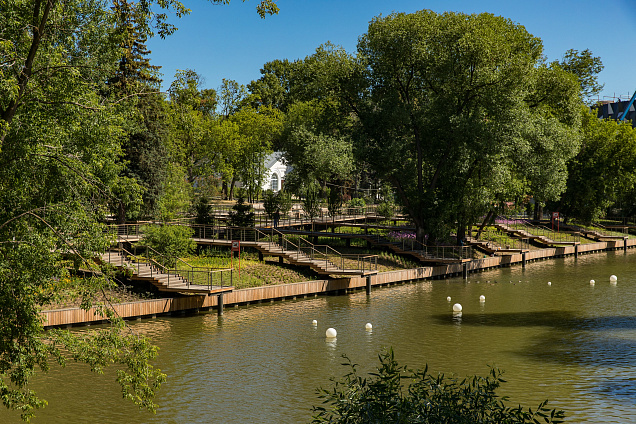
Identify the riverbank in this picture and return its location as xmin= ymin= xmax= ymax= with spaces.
xmin=41 ymin=238 xmax=633 ymax=328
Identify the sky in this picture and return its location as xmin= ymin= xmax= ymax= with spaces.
xmin=147 ymin=0 xmax=636 ymax=101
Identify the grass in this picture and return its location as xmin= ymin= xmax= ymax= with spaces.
xmin=176 ymin=249 xmax=319 ymax=289
xmin=42 ymin=275 xmax=158 ymax=310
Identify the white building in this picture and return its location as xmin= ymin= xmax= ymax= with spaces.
xmin=262 ymin=152 xmax=291 ymax=192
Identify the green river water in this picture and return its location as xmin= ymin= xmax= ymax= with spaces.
xmin=3 ymin=250 xmax=636 ymax=423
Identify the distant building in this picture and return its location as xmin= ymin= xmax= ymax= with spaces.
xmin=593 ymin=99 xmax=636 ymax=127
xmin=262 ymin=152 xmax=291 ymax=192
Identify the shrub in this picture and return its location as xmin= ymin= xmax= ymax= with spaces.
xmin=326 ymin=187 xmax=344 ymax=217
xmin=277 ymin=190 xmax=292 ymax=217
xmin=263 ymin=189 xmax=278 ymax=218
xmin=376 ymin=201 xmax=395 ymax=220
xmin=194 ymin=196 xmax=215 ymax=225
xmin=313 ymin=348 xmax=565 ymax=424
xmin=141 ymin=224 xmax=195 ymax=263
xmin=347 ymin=197 xmax=366 ymax=215
xmin=302 ymin=184 xmax=322 ymax=219
xmin=228 ymin=196 xmax=255 ymax=227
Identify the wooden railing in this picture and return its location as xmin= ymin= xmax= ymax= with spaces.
xmin=193 ymin=225 xmax=378 ymax=273
xmin=105 ymin=244 xmax=233 ymax=290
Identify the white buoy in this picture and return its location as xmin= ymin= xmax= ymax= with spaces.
xmin=610 ymin=275 xmax=618 ymax=283
xmin=365 ymin=323 xmax=373 ymax=331
xmin=325 ymin=328 xmax=337 ymax=338
xmin=548 ymin=282 xmax=552 ymax=286
xmin=312 ymin=320 xmax=318 ymax=326
xmin=447 ymin=296 xmax=452 ymax=302
xmin=479 ymin=295 xmax=486 ymax=302
xmin=590 ymin=280 xmax=595 ymax=286
xmin=452 ymin=303 xmax=462 ymax=312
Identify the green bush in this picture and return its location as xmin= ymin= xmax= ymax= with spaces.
xmin=302 ymin=184 xmax=322 ymax=219
xmin=313 ymin=348 xmax=565 ymax=424
xmin=228 ymin=196 xmax=255 ymax=227
xmin=347 ymin=197 xmax=366 ymax=214
xmin=376 ymin=201 xmax=395 ymax=220
xmin=141 ymin=224 xmax=195 ymax=261
xmin=263 ymin=189 xmax=278 ymax=218
xmin=194 ymin=196 xmax=215 ymax=225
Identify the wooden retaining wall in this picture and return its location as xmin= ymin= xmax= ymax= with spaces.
xmin=41 ymin=239 xmax=635 ymax=328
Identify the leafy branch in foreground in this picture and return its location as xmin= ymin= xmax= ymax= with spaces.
xmin=312 ymin=348 xmax=565 ymax=424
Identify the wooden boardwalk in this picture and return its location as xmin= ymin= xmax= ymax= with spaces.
xmin=193 ymin=238 xmax=376 ymax=276
xmin=99 ymin=250 xmax=232 ymax=294
xmin=44 ymin=238 xmax=636 ymax=328
xmin=273 ymin=228 xmax=470 ymax=264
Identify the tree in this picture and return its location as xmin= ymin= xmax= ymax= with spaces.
xmin=229 ymin=106 xmax=283 ymax=202
xmin=141 ymin=223 xmax=196 ymax=262
xmin=0 ymin=0 xmax=279 ymax=418
xmin=312 ymin=349 xmax=565 ymax=423
xmin=227 ymin=196 xmax=255 ymax=227
xmin=556 ymin=110 xmax=636 ymax=223
xmin=263 ymin=189 xmax=279 ymax=218
xmin=346 ymin=10 xmax=581 ymax=243
xmin=195 ymin=196 xmax=215 ymax=225
xmin=555 ymin=49 xmax=604 ymax=105
xmin=326 ymin=187 xmax=344 ymax=217
xmin=302 ymin=183 xmax=322 ymax=220
xmin=282 ymin=125 xmax=354 ymax=192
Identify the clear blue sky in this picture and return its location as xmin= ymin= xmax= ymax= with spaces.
xmin=147 ymin=0 xmax=636 ymax=101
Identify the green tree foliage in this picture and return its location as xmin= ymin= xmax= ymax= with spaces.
xmin=230 ymin=106 xmax=283 ymax=202
xmin=168 ymin=69 xmax=218 ymax=185
xmin=282 ymin=125 xmax=353 ymax=192
xmin=263 ymin=189 xmax=279 ymax=218
xmin=119 ymin=93 xmax=171 ymax=219
xmin=0 ymin=0 xmax=174 ymax=418
xmin=347 ymin=10 xmax=581 ymax=243
xmin=556 ymin=110 xmax=636 ymax=223
xmin=313 ymin=349 xmax=565 ymax=424
xmin=195 ymin=196 xmax=215 ymax=225
xmin=555 ymin=49 xmax=604 ymax=105
xmin=109 ymin=0 xmax=162 ymax=93
xmin=141 ymin=224 xmax=195 ymax=259
xmin=0 ymin=0 xmax=279 ymax=418
xmin=247 ymin=59 xmax=294 ymax=111
xmin=277 ymin=190 xmax=292 ymax=217
xmin=326 ymin=187 xmax=344 ymax=217
xmin=228 ymin=196 xmax=255 ymax=227
xmin=302 ymin=184 xmax=322 ymax=220
xmin=157 ymin=162 xmax=192 ymax=221
xmin=251 ymin=44 xmax=358 ymax=191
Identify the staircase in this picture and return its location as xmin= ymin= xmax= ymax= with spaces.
xmin=250 ymin=239 xmax=374 ymax=275
xmin=99 ymin=250 xmax=229 ymax=294
xmin=493 ymin=223 xmax=555 ymax=245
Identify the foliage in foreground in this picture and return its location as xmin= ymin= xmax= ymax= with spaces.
xmin=313 ymin=349 xmax=565 ymax=424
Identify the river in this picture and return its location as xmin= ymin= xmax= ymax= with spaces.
xmin=3 ymin=250 xmax=636 ymax=423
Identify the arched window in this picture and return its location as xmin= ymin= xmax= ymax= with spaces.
xmin=271 ymin=173 xmax=279 ymax=191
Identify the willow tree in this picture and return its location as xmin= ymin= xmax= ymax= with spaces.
xmin=350 ymin=10 xmax=581 ymax=243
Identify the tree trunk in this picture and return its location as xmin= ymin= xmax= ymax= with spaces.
xmin=229 ymin=177 xmax=236 ymax=200
xmin=117 ymin=201 xmax=126 ymax=225
xmin=456 ymin=222 xmax=466 ymax=246
xmin=476 ymin=210 xmax=494 ymax=239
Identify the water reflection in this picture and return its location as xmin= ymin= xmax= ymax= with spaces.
xmin=2 ymin=251 xmax=636 ymax=423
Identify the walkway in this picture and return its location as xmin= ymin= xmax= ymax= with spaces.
xmin=99 ymin=249 xmax=233 ymax=295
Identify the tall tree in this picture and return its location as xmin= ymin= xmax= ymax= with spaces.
xmin=556 ymin=110 xmax=636 ymax=223
xmin=555 ymin=48 xmax=604 ymax=105
xmin=0 ymin=0 xmax=279 ymax=418
xmin=347 ymin=10 xmax=582 ymax=243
